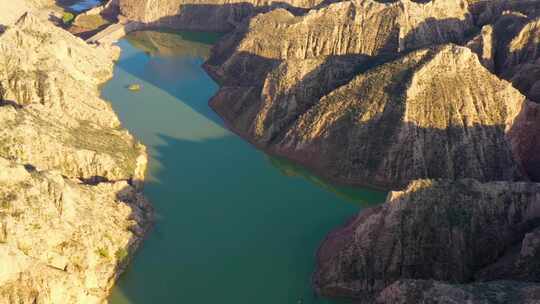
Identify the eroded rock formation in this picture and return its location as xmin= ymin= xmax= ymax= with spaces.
xmin=211 ymin=43 xmax=534 ymax=188
xmin=0 ymin=158 xmax=150 ymax=304
xmin=0 ymin=13 xmax=146 ymax=185
xmin=314 ymin=179 xmax=540 ymax=299
xmin=377 ymin=280 xmax=540 ymax=304
xmin=28 ymin=0 xmax=540 ymax=302
xmin=117 ymin=0 xmax=325 ymax=32
xmin=0 ymin=7 xmax=151 ymax=304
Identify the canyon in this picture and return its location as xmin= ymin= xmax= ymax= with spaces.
xmin=2 ymin=0 xmax=540 ymax=303
xmin=106 ymin=0 xmax=540 ymax=302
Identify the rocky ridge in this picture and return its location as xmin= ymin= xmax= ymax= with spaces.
xmin=116 ymin=0 xmax=327 ymax=32
xmin=203 ymin=0 xmax=540 ymax=189
xmin=314 ymin=179 xmax=540 ymax=299
xmin=0 ymin=6 xmax=151 ymax=304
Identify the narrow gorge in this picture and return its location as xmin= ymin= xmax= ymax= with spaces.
xmin=1 ymin=0 xmax=540 ymax=303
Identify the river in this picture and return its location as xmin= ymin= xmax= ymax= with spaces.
xmin=58 ymin=0 xmax=103 ymax=13
xmin=101 ymin=30 xmax=387 ymax=304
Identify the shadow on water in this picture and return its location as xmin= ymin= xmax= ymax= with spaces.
xmin=103 ymin=30 xmax=386 ymax=304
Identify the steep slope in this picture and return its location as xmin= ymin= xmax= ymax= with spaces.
xmin=117 ymin=0 xmax=326 ymax=32
xmin=211 ymin=44 xmax=531 ymax=188
xmin=207 ymin=0 xmax=474 ymax=84
xmin=0 ymin=9 xmax=151 ymax=304
xmin=0 ymin=158 xmax=150 ymax=304
xmin=314 ymin=179 xmax=540 ymax=299
xmin=0 ymin=13 xmax=146 ymax=184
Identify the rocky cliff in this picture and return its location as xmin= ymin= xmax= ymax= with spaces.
xmin=377 ymin=280 xmax=540 ymax=304
xmin=314 ymin=179 xmax=540 ymax=300
xmin=0 ymin=8 xmax=150 ymax=304
xmin=117 ymin=0 xmax=325 ymax=32
xmin=0 ymin=13 xmax=146 ymax=185
xmin=203 ymin=0 xmax=540 ymax=189
xmin=210 ymin=43 xmax=533 ymax=188
xmin=0 ymin=158 xmax=150 ymax=304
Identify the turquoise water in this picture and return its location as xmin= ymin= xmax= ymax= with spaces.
xmin=102 ymin=30 xmax=387 ymax=304
xmin=65 ymin=0 xmax=102 ymax=12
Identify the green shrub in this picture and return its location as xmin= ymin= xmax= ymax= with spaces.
xmin=96 ymin=247 xmax=109 ymax=258
xmin=115 ymin=248 xmax=129 ymax=262
xmin=62 ymin=12 xmax=75 ymax=25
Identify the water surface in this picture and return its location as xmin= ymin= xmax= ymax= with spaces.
xmin=102 ymin=30 xmax=387 ymax=304
xmin=59 ymin=0 xmax=102 ymax=13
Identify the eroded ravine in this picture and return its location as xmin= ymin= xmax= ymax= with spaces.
xmin=101 ymin=30 xmax=387 ymax=304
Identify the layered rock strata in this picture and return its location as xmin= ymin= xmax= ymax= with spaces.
xmin=117 ymin=0 xmax=326 ymax=32
xmin=0 ymin=8 xmax=150 ymax=304
xmin=377 ymin=280 xmax=540 ymax=304
xmin=103 ymin=0 xmax=540 ymax=302
xmin=0 ymin=158 xmax=150 ymax=304
xmin=210 ymin=43 xmax=534 ymax=188
xmin=0 ymin=13 xmax=145 ymax=185
xmin=314 ymin=179 xmax=540 ymax=300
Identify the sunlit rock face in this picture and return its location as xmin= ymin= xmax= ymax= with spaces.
xmin=117 ymin=0 xmax=326 ymax=32
xmin=0 ymin=13 xmax=146 ymax=184
xmin=0 ymin=8 xmax=151 ymax=304
xmin=314 ymin=179 xmax=540 ymax=299
xmin=203 ymin=0 xmax=540 ymax=189
xmin=0 ymin=0 xmax=57 ymax=27
xmin=206 ymin=0 xmax=474 ymax=84
xmin=0 ymin=157 xmax=151 ymax=304
xmin=210 ymin=43 xmax=531 ymax=189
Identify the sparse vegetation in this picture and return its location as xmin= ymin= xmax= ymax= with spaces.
xmin=96 ymin=247 xmax=109 ymax=259
xmin=115 ymin=248 xmax=129 ymax=262
xmin=62 ymin=12 xmax=75 ymax=26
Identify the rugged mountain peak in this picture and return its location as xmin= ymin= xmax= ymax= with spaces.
xmin=377 ymin=280 xmax=540 ymax=304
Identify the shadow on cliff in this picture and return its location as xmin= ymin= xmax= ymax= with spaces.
xmin=209 ymin=50 xmax=538 ymax=189
xmin=487 ymin=12 xmax=540 ymax=103
xmin=203 ymin=13 xmax=482 ymax=132
xmin=314 ymin=179 xmax=540 ymax=300
xmin=132 ymin=1 xmax=315 ymax=33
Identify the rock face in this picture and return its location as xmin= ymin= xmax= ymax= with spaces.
xmin=206 ymin=0 xmax=474 ymax=84
xmin=0 ymin=7 xmax=151 ymax=304
xmin=314 ymin=179 xmax=540 ymax=299
xmin=0 ymin=13 xmax=146 ymax=185
xmin=0 ymin=0 xmax=57 ymax=28
xmin=88 ymin=0 xmax=540 ymax=302
xmin=211 ymin=43 xmax=532 ymax=188
xmin=0 ymin=158 xmax=150 ymax=304
xmin=117 ymin=0 xmax=325 ymax=32
xmin=377 ymin=280 xmax=540 ymax=304
xmin=203 ymin=0 xmax=540 ymax=189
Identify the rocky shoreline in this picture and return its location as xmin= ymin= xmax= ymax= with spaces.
xmin=0 ymin=2 xmax=152 ymax=303
xmin=99 ymin=0 xmax=540 ymax=303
